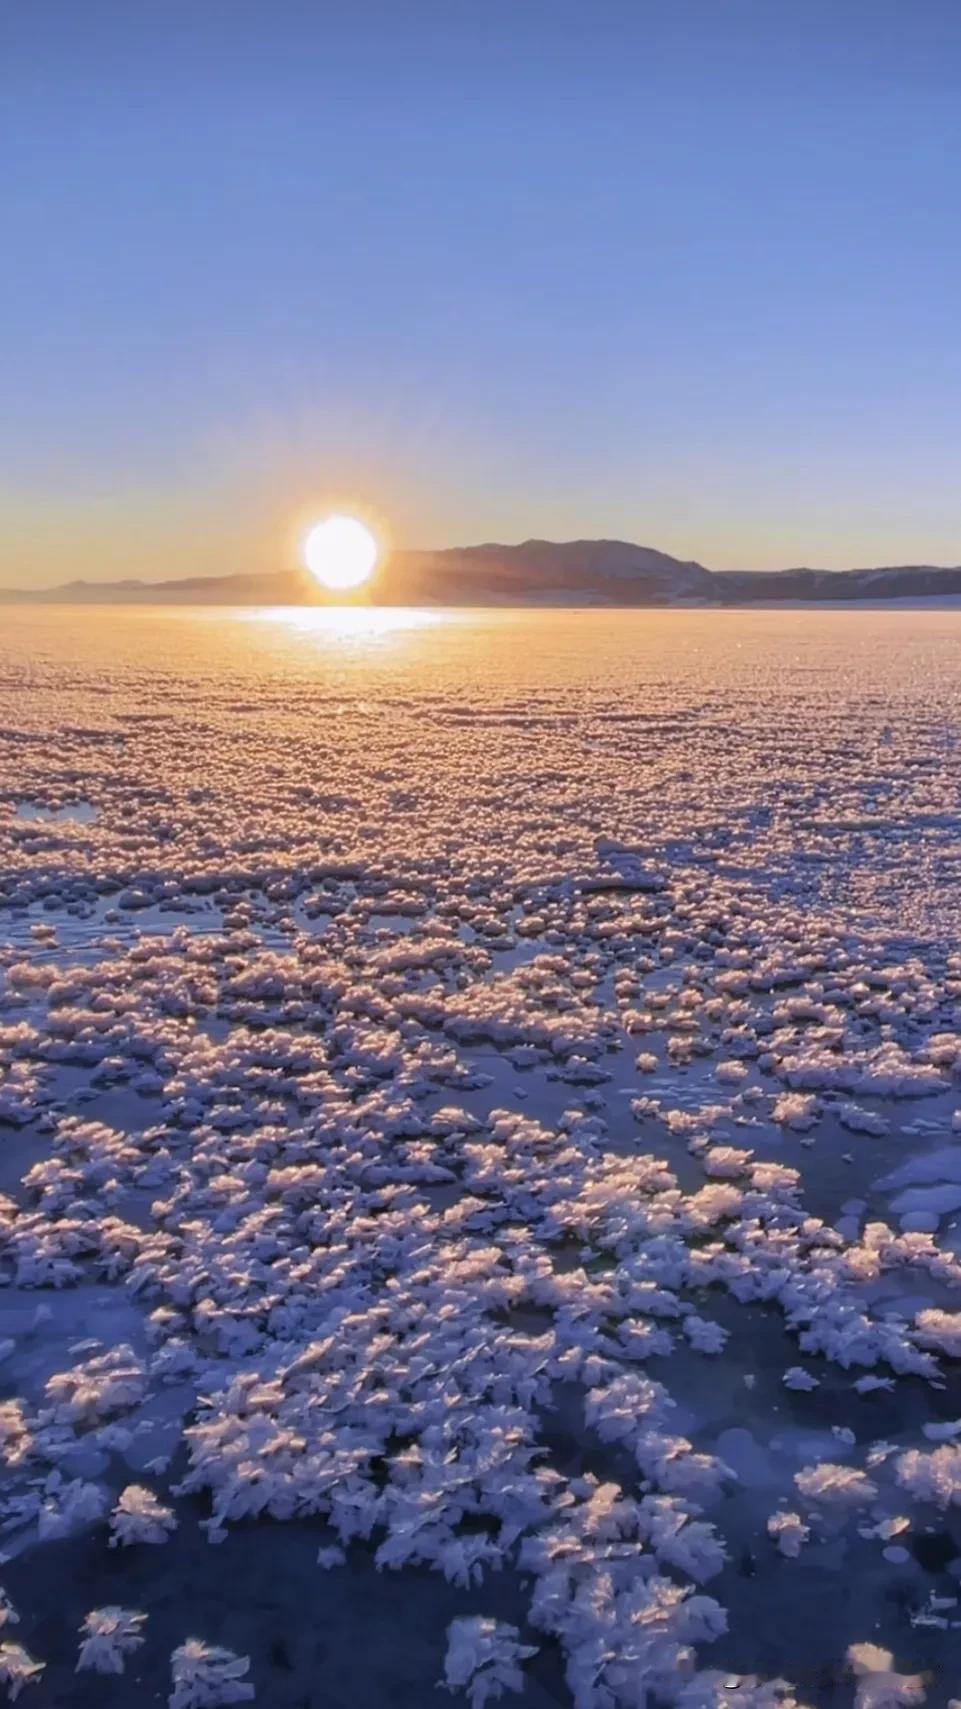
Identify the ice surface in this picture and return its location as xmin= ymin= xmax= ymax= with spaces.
xmin=1 ymin=607 xmax=961 ymax=1705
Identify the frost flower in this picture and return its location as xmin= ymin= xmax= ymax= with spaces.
xmin=896 ymin=1444 xmax=961 ymax=1510
xmin=0 ymin=1644 xmax=43 ymax=1700
xmin=77 ymin=1606 xmax=147 ymax=1674
xmin=914 ymin=1309 xmax=961 ymax=1358
xmin=847 ymin=1643 xmax=926 ymax=1709
xmin=110 ymin=1484 xmax=177 ymax=1547
xmin=169 ymin=1640 xmax=254 ymax=1707
xmin=442 ymin=1618 xmax=537 ymax=1709
xmin=794 ymin=1463 xmax=877 ymax=1509
xmin=766 ymin=1511 xmax=809 ymax=1558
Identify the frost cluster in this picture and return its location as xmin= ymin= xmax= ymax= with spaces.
xmin=169 ymin=1640 xmax=254 ymax=1708
xmin=77 ymin=1606 xmax=147 ymax=1674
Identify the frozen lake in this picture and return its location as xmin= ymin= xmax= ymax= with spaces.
xmin=1 ymin=605 xmax=961 ymax=1706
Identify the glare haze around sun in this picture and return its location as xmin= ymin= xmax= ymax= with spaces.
xmin=303 ymin=515 xmax=379 ymax=593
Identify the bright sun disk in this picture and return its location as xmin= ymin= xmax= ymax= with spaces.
xmin=303 ymin=514 xmax=379 ymax=593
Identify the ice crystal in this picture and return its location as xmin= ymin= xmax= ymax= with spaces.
xmin=77 ymin=1606 xmax=147 ymax=1675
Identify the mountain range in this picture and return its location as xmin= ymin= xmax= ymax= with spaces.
xmin=4 ymin=539 xmax=961 ymax=606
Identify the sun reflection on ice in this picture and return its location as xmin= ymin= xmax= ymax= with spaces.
xmin=245 ymin=606 xmax=447 ymax=644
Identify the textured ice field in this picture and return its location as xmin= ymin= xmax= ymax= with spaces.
xmin=1 ymin=605 xmax=961 ymax=1707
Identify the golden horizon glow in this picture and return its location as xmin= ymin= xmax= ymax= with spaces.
xmin=302 ymin=514 xmax=380 ymax=593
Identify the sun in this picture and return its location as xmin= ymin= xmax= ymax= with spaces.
xmin=303 ymin=514 xmax=380 ymax=593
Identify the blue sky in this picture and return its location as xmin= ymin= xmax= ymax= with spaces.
xmin=3 ymin=0 xmax=961 ymax=584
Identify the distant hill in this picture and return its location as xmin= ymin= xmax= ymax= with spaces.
xmin=716 ymin=563 xmax=961 ymax=603
xmin=3 ymin=540 xmax=961 ymax=606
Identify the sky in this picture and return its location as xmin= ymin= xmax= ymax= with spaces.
xmin=2 ymin=0 xmax=961 ymax=586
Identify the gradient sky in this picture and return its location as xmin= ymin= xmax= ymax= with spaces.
xmin=3 ymin=0 xmax=961 ymax=586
